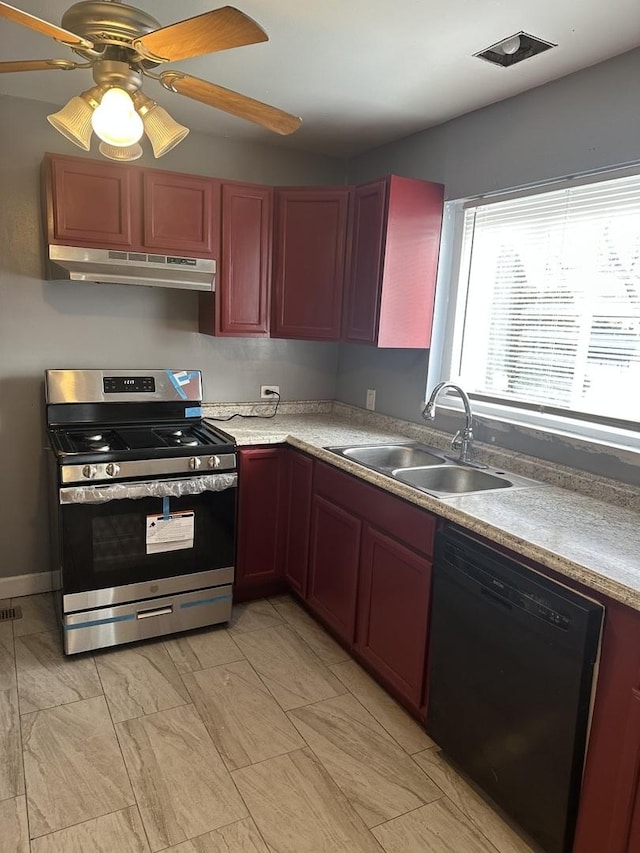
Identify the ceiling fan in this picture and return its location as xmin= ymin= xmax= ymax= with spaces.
xmin=0 ymin=0 xmax=302 ymax=161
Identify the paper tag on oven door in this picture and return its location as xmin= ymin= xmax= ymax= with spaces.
xmin=146 ymin=511 xmax=195 ymax=554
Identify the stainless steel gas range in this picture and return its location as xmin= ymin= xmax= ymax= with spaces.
xmin=45 ymin=368 xmax=237 ymax=655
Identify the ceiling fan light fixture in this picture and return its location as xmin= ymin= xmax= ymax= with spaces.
xmin=134 ymin=94 xmax=190 ymax=158
xmin=91 ymin=86 xmax=144 ymax=147
xmin=47 ymin=85 xmax=103 ymax=151
xmin=98 ymin=141 xmax=144 ymax=161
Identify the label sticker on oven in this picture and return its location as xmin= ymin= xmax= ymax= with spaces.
xmin=146 ymin=511 xmax=195 ymax=554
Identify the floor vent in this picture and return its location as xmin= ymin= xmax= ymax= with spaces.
xmin=0 ymin=605 xmax=22 ymax=623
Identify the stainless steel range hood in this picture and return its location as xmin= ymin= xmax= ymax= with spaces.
xmin=47 ymin=245 xmax=215 ymax=292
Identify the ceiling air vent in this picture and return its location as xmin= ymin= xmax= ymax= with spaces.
xmin=475 ymin=32 xmax=556 ymax=67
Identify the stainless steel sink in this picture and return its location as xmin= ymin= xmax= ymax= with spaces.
xmin=326 ymin=441 xmax=545 ymax=498
xmin=393 ymin=465 xmax=542 ymax=498
xmin=341 ymin=444 xmax=445 ymax=469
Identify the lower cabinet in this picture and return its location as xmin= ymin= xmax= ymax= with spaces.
xmin=283 ymin=449 xmax=313 ymax=597
xmin=235 ymin=447 xmax=288 ymax=600
xmin=573 ymin=600 xmax=640 ymax=853
xmin=308 ymin=492 xmax=362 ymax=643
xmin=356 ymin=524 xmax=433 ymax=712
xmin=305 ymin=460 xmax=438 ymax=712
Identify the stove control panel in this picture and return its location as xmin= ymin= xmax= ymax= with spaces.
xmin=103 ymin=376 xmax=155 ymax=394
xmin=60 ymin=453 xmax=237 ymax=484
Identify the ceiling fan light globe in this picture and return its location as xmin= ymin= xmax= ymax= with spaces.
xmin=91 ymin=87 xmax=144 ymax=147
xmin=142 ymin=104 xmax=190 ymax=158
xmin=47 ymin=95 xmax=94 ymax=151
xmin=98 ymin=141 xmax=143 ymax=162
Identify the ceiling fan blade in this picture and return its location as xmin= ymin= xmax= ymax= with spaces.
xmin=0 ymin=2 xmax=93 ymax=49
xmin=160 ymin=71 xmax=302 ymax=136
xmin=134 ymin=7 xmax=268 ymax=64
xmin=0 ymin=58 xmax=78 ymax=73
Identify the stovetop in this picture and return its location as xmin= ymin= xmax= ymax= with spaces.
xmin=49 ymin=420 xmax=236 ymax=465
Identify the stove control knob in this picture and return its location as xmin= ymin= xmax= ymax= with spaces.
xmin=82 ymin=465 xmax=98 ymax=479
xmin=208 ymin=455 xmax=221 ymax=469
xmin=105 ymin=463 xmax=120 ymax=478
xmin=189 ymin=457 xmax=202 ymax=470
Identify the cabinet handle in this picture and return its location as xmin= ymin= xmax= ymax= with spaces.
xmin=136 ymin=605 xmax=173 ymax=620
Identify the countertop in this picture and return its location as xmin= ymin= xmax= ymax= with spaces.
xmin=204 ymin=403 xmax=640 ymax=613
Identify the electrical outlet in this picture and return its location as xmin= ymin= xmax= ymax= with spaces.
xmin=261 ymin=385 xmax=280 ymax=399
xmin=366 ymin=389 xmax=376 ymax=411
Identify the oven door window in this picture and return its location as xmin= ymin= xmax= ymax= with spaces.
xmin=60 ymin=490 xmax=236 ymax=595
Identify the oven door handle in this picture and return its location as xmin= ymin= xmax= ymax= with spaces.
xmin=59 ymin=473 xmax=237 ymax=505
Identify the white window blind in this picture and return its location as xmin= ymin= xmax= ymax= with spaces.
xmin=454 ymin=173 xmax=640 ymax=427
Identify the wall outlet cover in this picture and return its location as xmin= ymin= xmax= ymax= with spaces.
xmin=261 ymin=385 xmax=280 ymax=399
xmin=366 ymin=389 xmax=376 ymax=411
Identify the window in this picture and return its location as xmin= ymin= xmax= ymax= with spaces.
xmin=436 ymin=170 xmax=640 ymax=446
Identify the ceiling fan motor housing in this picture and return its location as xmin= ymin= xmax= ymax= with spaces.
xmin=61 ymin=1 xmax=160 ymax=59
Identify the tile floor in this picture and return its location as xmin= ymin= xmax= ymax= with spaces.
xmin=0 ymin=593 xmax=537 ymax=852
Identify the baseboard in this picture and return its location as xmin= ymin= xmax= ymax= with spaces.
xmin=0 ymin=571 xmax=54 ymax=599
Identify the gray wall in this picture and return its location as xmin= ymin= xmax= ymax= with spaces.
xmin=0 ymin=94 xmax=346 ymax=580
xmin=338 ymin=48 xmax=640 ymax=482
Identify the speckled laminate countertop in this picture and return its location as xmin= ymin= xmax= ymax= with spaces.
xmin=204 ymin=403 xmax=640 ymax=613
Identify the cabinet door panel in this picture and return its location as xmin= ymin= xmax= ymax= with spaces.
xmin=574 ymin=601 xmax=640 ymax=853
xmin=308 ymin=494 xmax=360 ymax=642
xmin=272 ymin=188 xmax=349 ymax=340
xmin=215 ymin=182 xmax=272 ymax=336
xmin=143 ymin=170 xmax=216 ymax=256
xmin=48 ymin=155 xmax=136 ymax=248
xmin=236 ymin=448 xmax=286 ymax=594
xmin=343 ymin=180 xmax=387 ymax=343
xmin=357 ymin=525 xmax=431 ymax=710
xmin=284 ymin=450 xmax=313 ymax=597
xmin=609 ymin=686 xmax=640 ymax=852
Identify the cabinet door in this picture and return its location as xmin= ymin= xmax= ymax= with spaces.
xmin=308 ymin=493 xmax=361 ymax=642
xmin=206 ymin=182 xmax=272 ymax=337
xmin=356 ymin=524 xmax=432 ymax=711
xmin=235 ymin=447 xmax=287 ymax=598
xmin=343 ymin=179 xmax=387 ymax=344
xmin=609 ymin=686 xmax=640 ymax=852
xmin=46 ymin=154 xmax=137 ymax=249
xmin=342 ymin=175 xmax=445 ymax=349
xmin=376 ymin=176 xmax=444 ymax=348
xmin=272 ymin=187 xmax=350 ymax=340
xmin=283 ymin=449 xmax=313 ymax=597
xmin=574 ymin=601 xmax=640 ymax=853
xmin=142 ymin=169 xmax=217 ymax=256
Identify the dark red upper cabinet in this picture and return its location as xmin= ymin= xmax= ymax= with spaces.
xmin=142 ymin=169 xmax=217 ymax=257
xmin=45 ymin=153 xmax=137 ymax=250
xmin=343 ymin=175 xmax=445 ymax=348
xmin=272 ymin=187 xmax=350 ymax=341
xmin=200 ymin=181 xmax=272 ymax=337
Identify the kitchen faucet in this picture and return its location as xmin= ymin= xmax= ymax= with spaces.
xmin=422 ymin=382 xmax=485 ymax=467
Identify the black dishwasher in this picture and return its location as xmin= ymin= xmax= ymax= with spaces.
xmin=427 ymin=527 xmax=603 ymax=853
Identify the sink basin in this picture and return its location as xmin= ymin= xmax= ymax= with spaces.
xmin=341 ymin=444 xmax=445 ymax=469
xmin=394 ymin=465 xmax=511 ymax=495
xmin=393 ymin=465 xmax=544 ymax=497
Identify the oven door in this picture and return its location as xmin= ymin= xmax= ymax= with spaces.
xmin=58 ymin=474 xmax=236 ymax=610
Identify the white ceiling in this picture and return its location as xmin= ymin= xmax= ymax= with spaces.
xmin=1 ymin=0 xmax=639 ymax=156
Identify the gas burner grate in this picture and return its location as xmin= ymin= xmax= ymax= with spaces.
xmin=0 ymin=605 xmax=22 ymax=623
